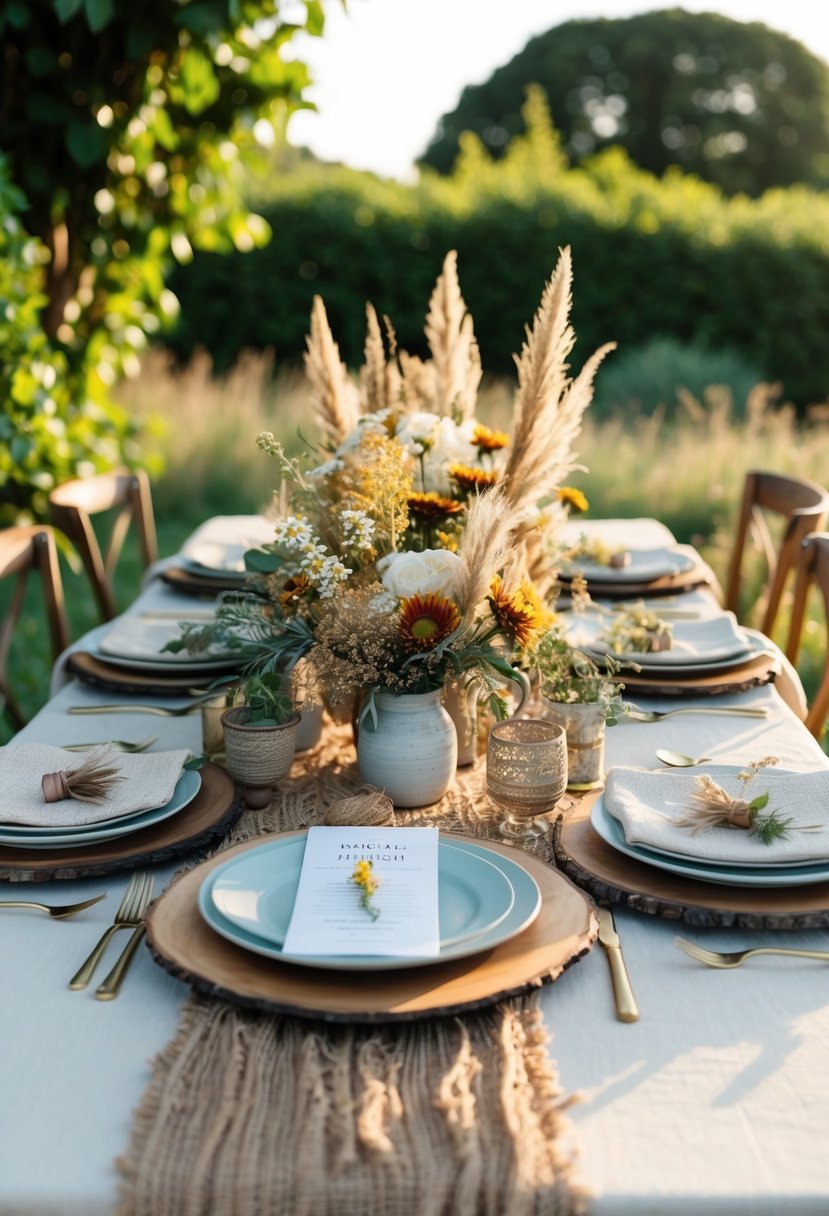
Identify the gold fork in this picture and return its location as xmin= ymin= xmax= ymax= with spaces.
xmin=95 ymin=876 xmax=155 ymax=1000
xmin=63 ymin=736 xmax=158 ymax=752
xmin=674 ymin=935 xmax=829 ymax=969
xmin=68 ymin=703 xmax=205 ymax=717
xmin=0 ymin=894 xmax=105 ymax=919
xmin=69 ymin=871 xmax=154 ymax=989
xmin=626 ymin=706 xmax=768 ymax=723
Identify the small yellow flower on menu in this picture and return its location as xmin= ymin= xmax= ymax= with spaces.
xmin=351 ymin=859 xmax=381 ymax=921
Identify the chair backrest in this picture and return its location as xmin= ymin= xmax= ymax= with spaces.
xmin=49 ymin=467 xmax=158 ymax=621
xmin=785 ymin=532 xmax=829 ymax=740
xmin=0 ymin=526 xmax=70 ymax=730
xmin=724 ymin=470 xmax=829 ymax=637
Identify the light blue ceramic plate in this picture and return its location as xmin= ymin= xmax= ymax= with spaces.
xmin=198 ymin=834 xmax=542 ymax=971
xmin=0 ymin=770 xmax=201 ymax=850
xmin=209 ymin=836 xmax=515 ymax=950
xmin=591 ymin=794 xmax=829 ymax=887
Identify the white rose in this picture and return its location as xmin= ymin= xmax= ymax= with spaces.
xmin=394 ymin=411 xmax=441 ymax=453
xmin=380 ymin=549 xmax=464 ymax=600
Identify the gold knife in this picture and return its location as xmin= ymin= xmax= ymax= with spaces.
xmin=596 ymin=905 xmax=639 ymax=1023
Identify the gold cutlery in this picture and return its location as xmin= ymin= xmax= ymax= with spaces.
xmin=95 ymin=877 xmax=155 ymax=1000
xmin=674 ymin=936 xmax=829 ymax=969
xmin=69 ymin=871 xmax=154 ymax=989
xmin=596 ymin=905 xmax=640 ymax=1022
xmin=0 ymin=894 xmax=105 ymax=919
xmin=626 ymin=706 xmax=768 ymax=723
xmin=62 ymin=736 xmax=158 ymax=753
xmin=655 ymin=748 xmax=711 ymax=768
xmin=68 ymin=702 xmax=205 ymax=717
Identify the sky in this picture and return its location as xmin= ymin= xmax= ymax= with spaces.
xmin=286 ymin=0 xmax=829 ymax=179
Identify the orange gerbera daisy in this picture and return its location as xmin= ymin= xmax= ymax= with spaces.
xmin=488 ymin=576 xmax=549 ymax=648
xmin=278 ymin=573 xmax=312 ymax=609
xmin=557 ymin=486 xmax=589 ymax=513
xmin=448 ymin=463 xmax=499 ymax=493
xmin=472 ymin=423 xmax=510 ymax=452
xmin=399 ymin=593 xmax=461 ymax=652
xmin=407 ymin=491 xmax=465 ymax=520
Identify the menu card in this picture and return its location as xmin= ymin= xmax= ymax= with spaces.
xmin=281 ymin=826 xmax=440 ymax=958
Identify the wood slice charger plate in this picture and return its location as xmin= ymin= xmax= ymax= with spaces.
xmin=618 ymin=649 xmax=780 ymax=698
xmin=146 ymin=832 xmax=597 ymax=1023
xmin=66 ymin=651 xmax=240 ymax=696
xmin=553 ymin=790 xmax=829 ymax=929
xmin=557 ymin=558 xmax=716 ymax=600
xmin=160 ymin=566 xmax=247 ymax=596
xmin=0 ymin=764 xmax=241 ymax=883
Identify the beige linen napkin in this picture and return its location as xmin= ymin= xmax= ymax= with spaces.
xmin=604 ymin=765 xmax=829 ymax=864
xmin=98 ymin=617 xmax=232 ymax=662
xmin=0 ymin=744 xmax=191 ymax=827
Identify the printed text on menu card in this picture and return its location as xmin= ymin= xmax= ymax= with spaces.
xmin=281 ymin=826 xmax=440 ymax=957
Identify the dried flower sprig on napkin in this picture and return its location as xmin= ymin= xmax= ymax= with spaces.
xmin=677 ymin=757 xmax=822 ymax=844
xmin=41 ymin=752 xmax=124 ymax=804
xmin=599 ymin=605 xmax=673 ymax=655
xmin=351 ymin=860 xmax=381 ymax=921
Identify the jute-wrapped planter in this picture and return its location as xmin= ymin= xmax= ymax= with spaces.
xmin=221 ymin=707 xmax=300 ymax=808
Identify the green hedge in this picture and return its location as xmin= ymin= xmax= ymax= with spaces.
xmin=164 ymin=132 xmax=829 ymax=407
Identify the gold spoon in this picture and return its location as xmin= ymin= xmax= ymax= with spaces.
xmin=656 ymin=748 xmax=711 ymax=768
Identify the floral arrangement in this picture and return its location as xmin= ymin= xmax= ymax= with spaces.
xmin=530 ymin=627 xmax=626 ymax=724
xmin=169 ymin=248 xmax=614 ymax=719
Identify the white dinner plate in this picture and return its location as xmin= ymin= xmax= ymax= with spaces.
xmin=210 ymin=836 xmax=515 ymax=950
xmin=582 ymin=613 xmax=754 ymax=668
xmin=0 ymin=770 xmax=201 ymax=849
xmin=82 ymin=623 xmax=241 ymax=675
xmin=198 ymin=835 xmax=542 ymax=971
xmin=591 ymin=795 xmax=829 ymax=887
xmin=560 ymin=547 xmax=696 ymax=584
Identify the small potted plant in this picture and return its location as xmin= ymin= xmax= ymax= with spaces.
xmin=221 ymin=673 xmax=301 ymax=807
xmin=529 ymin=628 xmax=626 ymax=790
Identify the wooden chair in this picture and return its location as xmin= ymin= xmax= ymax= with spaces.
xmin=0 ymin=526 xmax=70 ymax=730
xmin=785 ymin=532 xmax=829 ymax=740
xmin=49 ymin=467 xmax=158 ymax=621
xmin=724 ymin=470 xmax=829 ymax=637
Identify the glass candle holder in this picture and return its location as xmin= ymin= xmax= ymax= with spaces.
xmin=486 ymin=719 xmax=568 ymax=840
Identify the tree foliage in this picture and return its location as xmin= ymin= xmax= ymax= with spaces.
xmin=0 ymin=0 xmax=325 ymax=521
xmin=166 ymin=92 xmax=829 ymax=407
xmin=420 ymin=8 xmax=829 ymax=197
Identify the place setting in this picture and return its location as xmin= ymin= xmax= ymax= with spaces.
xmin=159 ymin=515 xmax=276 ymax=595
xmin=564 ymin=604 xmax=780 ymax=695
xmin=557 ymin=540 xmax=715 ymax=598
xmin=554 ymin=758 xmax=829 ymax=926
xmin=0 ymin=741 xmax=239 ymax=879
xmin=65 ymin=618 xmax=244 ymax=695
xmin=147 ymin=807 xmax=596 ymax=1022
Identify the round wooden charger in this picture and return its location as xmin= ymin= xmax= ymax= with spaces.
xmin=618 ymin=650 xmax=780 ymax=698
xmin=0 ymin=764 xmax=241 ymax=883
xmin=67 ymin=651 xmax=240 ymax=697
xmin=553 ymin=791 xmax=829 ymax=929
xmin=146 ymin=832 xmax=597 ymax=1024
xmin=160 ymin=566 xmax=247 ymax=596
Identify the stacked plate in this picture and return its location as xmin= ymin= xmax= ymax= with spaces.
xmin=198 ymin=832 xmax=543 ymax=971
xmin=0 ymin=770 xmax=201 ymax=851
xmin=554 ymin=549 xmax=695 ymax=590
xmin=87 ymin=619 xmax=240 ymax=677
xmin=592 ymin=765 xmax=829 ymax=888
xmin=179 ymin=516 xmax=276 ymax=580
xmin=577 ymin=612 xmax=770 ymax=678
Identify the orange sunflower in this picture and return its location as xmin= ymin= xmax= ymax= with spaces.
xmin=407 ymin=491 xmax=465 ymax=520
xmin=399 ymin=593 xmax=461 ymax=653
xmin=488 ymin=576 xmax=551 ymax=648
xmin=557 ymin=486 xmax=589 ymax=513
xmin=448 ymin=463 xmax=499 ymax=493
xmin=472 ymin=423 xmax=510 ymax=452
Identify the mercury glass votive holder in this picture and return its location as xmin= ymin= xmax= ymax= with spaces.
xmin=486 ymin=719 xmax=568 ymax=840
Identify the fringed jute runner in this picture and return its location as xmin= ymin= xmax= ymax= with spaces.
xmin=117 ymin=727 xmax=587 ymax=1216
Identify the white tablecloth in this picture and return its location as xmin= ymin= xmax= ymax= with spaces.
xmin=3 ymin=517 xmax=829 ymax=1215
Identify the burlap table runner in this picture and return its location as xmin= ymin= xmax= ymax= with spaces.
xmin=117 ymin=726 xmax=587 ymax=1216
